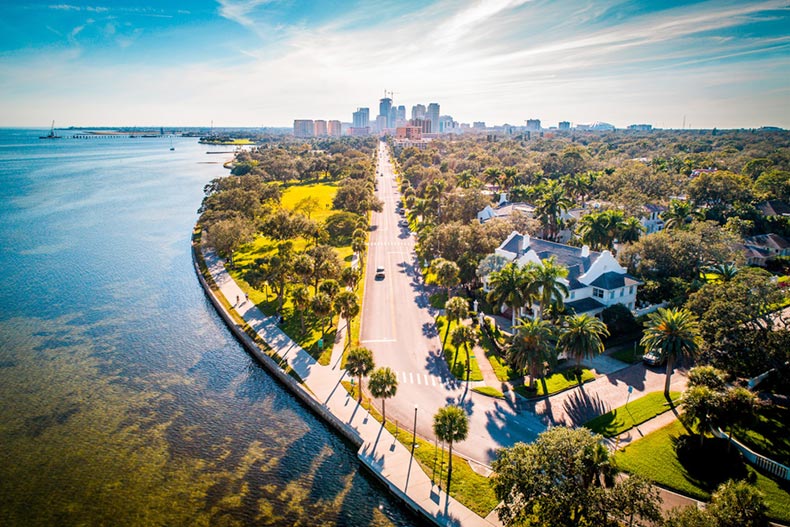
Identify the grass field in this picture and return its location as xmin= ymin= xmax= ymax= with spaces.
xmin=436 ymin=316 xmax=484 ymax=382
xmin=615 ymin=420 xmax=790 ymax=524
xmin=472 ymin=386 xmax=505 ymax=399
xmin=584 ymin=391 xmax=680 ymax=437
xmin=514 ymin=368 xmax=595 ymax=398
xmin=342 ymin=382 xmax=498 ymax=517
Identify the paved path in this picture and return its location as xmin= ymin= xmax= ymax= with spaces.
xmin=202 ymin=248 xmax=496 ymax=527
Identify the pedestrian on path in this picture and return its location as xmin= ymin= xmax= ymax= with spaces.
xmin=245 ymin=293 xmax=249 ymax=303
xmin=236 ymin=295 xmax=239 ymax=305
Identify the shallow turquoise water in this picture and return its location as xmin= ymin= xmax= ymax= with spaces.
xmin=0 ymin=129 xmax=416 ymax=526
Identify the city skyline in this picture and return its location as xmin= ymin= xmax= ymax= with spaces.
xmin=1 ymin=0 xmax=789 ymax=129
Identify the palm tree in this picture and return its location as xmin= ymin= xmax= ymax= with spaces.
xmin=661 ymin=199 xmax=697 ymax=230
xmin=432 ymin=258 xmax=460 ymax=300
xmin=290 ymin=284 xmax=311 ymax=334
xmin=451 ymin=325 xmax=477 ymax=381
xmin=640 ymin=307 xmax=702 ymax=397
xmin=529 ymin=257 xmax=569 ymax=320
xmin=456 ymin=170 xmax=475 ymax=189
xmin=680 ymin=385 xmax=722 ymax=446
xmin=509 ymin=317 xmax=557 ymax=390
xmin=535 ymin=180 xmax=573 ymax=241
xmin=341 ymin=266 xmax=361 ymax=290
xmin=444 ymin=296 xmax=469 ymax=350
xmin=483 ymin=167 xmax=503 ymax=189
xmin=310 ymin=292 xmax=333 ymax=338
xmin=344 ymin=347 xmax=375 ymax=402
xmin=433 ymin=405 xmax=469 ymax=492
xmin=368 ymin=367 xmax=398 ymax=423
xmin=334 ymin=290 xmax=360 ymax=347
xmin=618 ymin=216 xmax=646 ymax=244
xmin=558 ymin=314 xmax=610 ymax=371
xmin=704 ymin=262 xmax=738 ymax=282
xmin=577 ymin=212 xmax=611 ymax=251
xmin=486 ymin=262 xmax=532 ymax=326
xmin=319 ymin=279 xmax=340 ymax=300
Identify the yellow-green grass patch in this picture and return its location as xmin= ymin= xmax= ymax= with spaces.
xmin=472 ymin=386 xmax=505 ymax=399
xmin=514 ymin=368 xmax=595 ymax=398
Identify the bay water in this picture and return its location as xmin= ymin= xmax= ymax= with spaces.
xmin=0 ymin=129 xmax=415 ymax=526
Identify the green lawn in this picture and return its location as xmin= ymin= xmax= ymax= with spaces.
xmin=584 ymin=391 xmax=680 ymax=437
xmin=343 ymin=382 xmax=498 ymax=517
xmin=472 ymin=386 xmax=505 ymax=399
xmin=478 ymin=329 xmax=519 ymax=382
xmin=436 ymin=316 xmax=484 ymax=382
xmin=609 ymin=343 xmax=644 ymax=364
xmin=615 ymin=420 xmax=790 ymax=524
xmin=513 ymin=368 xmax=595 ymax=398
xmin=735 ymin=403 xmax=790 ymax=467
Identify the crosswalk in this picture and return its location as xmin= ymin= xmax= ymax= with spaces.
xmin=392 ymin=370 xmax=461 ymax=388
xmin=369 ymin=241 xmax=413 ymax=247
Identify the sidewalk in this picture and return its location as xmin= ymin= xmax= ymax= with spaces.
xmin=202 ymin=248 xmax=496 ymax=527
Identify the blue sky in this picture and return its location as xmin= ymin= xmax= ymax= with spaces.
xmin=1 ymin=0 xmax=788 ymax=128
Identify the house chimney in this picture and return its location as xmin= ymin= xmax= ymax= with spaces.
xmin=581 ymin=245 xmax=590 ymax=257
xmin=499 ymin=192 xmax=508 ymax=205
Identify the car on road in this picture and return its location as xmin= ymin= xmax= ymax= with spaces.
xmin=398 ymin=219 xmax=408 ymax=228
xmin=642 ymin=349 xmax=666 ymax=366
xmin=375 ymin=266 xmax=385 ymax=279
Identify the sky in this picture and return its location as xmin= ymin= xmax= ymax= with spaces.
xmin=1 ymin=0 xmax=788 ymax=129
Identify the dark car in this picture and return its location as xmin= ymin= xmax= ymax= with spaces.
xmin=642 ymin=350 xmax=666 ymax=366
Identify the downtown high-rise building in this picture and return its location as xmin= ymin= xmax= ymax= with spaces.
xmin=314 ymin=120 xmax=328 ymax=137
xmin=396 ymin=105 xmax=406 ymax=124
xmin=327 ymin=120 xmax=342 ymax=137
xmin=378 ymin=98 xmax=393 ymax=130
xmin=411 ymin=104 xmax=426 ymax=120
xmin=426 ymin=103 xmax=440 ymax=134
xmin=352 ymin=108 xmax=370 ymax=128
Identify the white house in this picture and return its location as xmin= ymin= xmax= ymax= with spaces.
xmin=487 ymin=231 xmax=641 ymax=320
xmin=640 ymin=204 xmax=666 ymax=235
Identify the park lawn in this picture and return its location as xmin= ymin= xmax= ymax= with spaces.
xmin=514 ymin=368 xmax=595 ymax=399
xmin=615 ymin=420 xmax=790 ymax=524
xmin=478 ymin=329 xmax=519 ymax=382
xmin=584 ymin=391 xmax=680 ymax=437
xmin=735 ymin=403 xmax=790 ymax=467
xmin=280 ymin=181 xmax=339 ymax=223
xmin=436 ymin=316 xmax=484 ymax=382
xmin=343 ymin=382 xmax=499 ymax=517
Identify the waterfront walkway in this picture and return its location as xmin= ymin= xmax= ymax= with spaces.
xmin=202 ymin=248 xmax=497 ymax=527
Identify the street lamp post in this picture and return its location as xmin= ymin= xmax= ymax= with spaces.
xmin=412 ymin=404 xmax=418 ymax=450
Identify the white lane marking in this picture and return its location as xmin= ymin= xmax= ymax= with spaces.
xmin=424 ymin=374 xmax=429 ymax=385
xmin=416 ymin=374 xmax=421 ymax=385
xmin=409 ymin=372 xmax=413 ymax=384
xmin=401 ymin=372 xmax=407 ymax=383
xmin=432 ymin=376 xmax=437 ymax=386
xmin=360 ymin=339 xmax=397 ymax=343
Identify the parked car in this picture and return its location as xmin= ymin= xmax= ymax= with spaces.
xmin=375 ymin=266 xmax=385 ymax=279
xmin=642 ymin=350 xmax=666 ymax=366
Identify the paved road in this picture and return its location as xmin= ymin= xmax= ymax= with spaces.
xmin=360 ymin=141 xmax=544 ymax=465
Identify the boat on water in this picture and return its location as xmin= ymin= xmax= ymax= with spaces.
xmin=39 ymin=121 xmax=62 ymax=139
xmin=169 ymin=137 xmax=175 ymax=151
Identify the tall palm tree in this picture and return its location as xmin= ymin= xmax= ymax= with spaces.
xmin=444 ymin=296 xmax=469 ymax=350
xmin=334 ymin=290 xmax=360 ymax=347
xmin=451 ymin=325 xmax=477 ymax=381
xmin=618 ymin=216 xmax=646 ymax=244
xmin=290 ymin=284 xmax=311 ymax=334
xmin=577 ymin=212 xmax=611 ymax=251
xmin=310 ymin=292 xmax=333 ymax=338
xmin=528 ymin=257 xmax=569 ymax=320
xmin=509 ymin=317 xmax=557 ymax=390
xmin=640 ymin=307 xmax=702 ymax=397
xmin=661 ymin=199 xmax=698 ymax=230
xmin=483 ymin=167 xmax=503 ymax=190
xmin=486 ymin=262 xmax=532 ymax=326
xmin=558 ymin=314 xmax=610 ymax=371
xmin=535 ymin=180 xmax=573 ymax=241
xmin=368 ymin=367 xmax=398 ymax=423
xmin=433 ymin=405 xmax=469 ymax=493
xmin=344 ymin=347 xmax=375 ymax=402
xmin=432 ymin=258 xmax=460 ymax=300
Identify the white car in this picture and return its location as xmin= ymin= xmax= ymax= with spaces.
xmin=375 ymin=266 xmax=385 ymax=279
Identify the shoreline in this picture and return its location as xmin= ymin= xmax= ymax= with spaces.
xmin=191 ymin=234 xmax=495 ymax=527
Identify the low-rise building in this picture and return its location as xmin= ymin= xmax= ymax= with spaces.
xmin=640 ymin=204 xmax=667 ymax=234
xmin=741 ymin=233 xmax=790 ymax=265
xmin=485 ymin=231 xmax=640 ymax=320
xmin=757 ymin=200 xmax=790 ymax=218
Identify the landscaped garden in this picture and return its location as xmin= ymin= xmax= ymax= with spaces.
xmin=615 ymin=419 xmax=790 ymax=524
xmin=436 ymin=315 xmax=484 ymax=382
xmin=513 ymin=367 xmax=595 ymax=398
